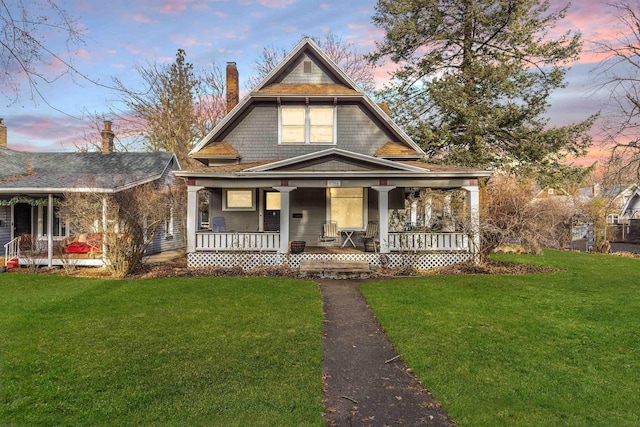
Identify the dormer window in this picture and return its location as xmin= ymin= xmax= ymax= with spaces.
xmin=279 ymin=106 xmax=336 ymax=145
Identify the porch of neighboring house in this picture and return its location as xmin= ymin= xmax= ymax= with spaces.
xmin=3 ymin=234 xmax=104 ymax=268
xmin=1 ymin=196 xmax=106 ymax=269
xmin=186 ymin=184 xmax=480 ymax=271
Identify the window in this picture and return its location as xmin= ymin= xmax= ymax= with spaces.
xmin=280 ymin=106 xmax=335 ymax=145
xmin=41 ymin=205 xmax=67 ymax=237
xmin=266 ymin=192 xmax=281 ymax=210
xmin=330 ymin=188 xmax=364 ymax=229
xmin=607 ymin=214 xmax=619 ymax=224
xmin=165 ymin=207 xmax=174 ymax=238
xmin=223 ymin=189 xmax=255 ymax=211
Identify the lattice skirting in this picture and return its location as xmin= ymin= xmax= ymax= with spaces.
xmin=188 ymin=252 xmax=474 ymax=270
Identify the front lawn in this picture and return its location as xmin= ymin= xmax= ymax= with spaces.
xmin=361 ymin=250 xmax=640 ymax=427
xmin=0 ymin=274 xmax=323 ymax=426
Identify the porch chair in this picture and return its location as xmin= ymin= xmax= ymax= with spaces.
xmin=363 ymin=221 xmax=379 ymax=252
xmin=318 ymin=221 xmax=341 ymax=247
xmin=211 ymin=216 xmax=226 ymax=232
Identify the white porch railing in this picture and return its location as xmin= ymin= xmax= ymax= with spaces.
xmin=388 ymin=232 xmax=469 ymax=252
xmin=4 ymin=236 xmax=20 ymax=266
xmin=196 ymin=232 xmax=281 ymax=251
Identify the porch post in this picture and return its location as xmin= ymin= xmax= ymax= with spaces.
xmin=273 ymin=186 xmax=296 ymax=254
xmin=187 ymin=185 xmax=204 ymax=252
xmin=47 ymin=193 xmax=53 ymax=267
xmin=102 ymin=196 xmax=108 ymax=265
xmin=463 ymin=185 xmax=480 ymax=262
xmin=372 ymin=186 xmax=396 ymax=253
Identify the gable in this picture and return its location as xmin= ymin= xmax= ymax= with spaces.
xmin=245 ymin=148 xmax=428 ymax=174
xmin=275 ymin=52 xmax=339 ymax=85
xmin=189 ymin=38 xmax=426 ymax=165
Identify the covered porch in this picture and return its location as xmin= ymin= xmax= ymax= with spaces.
xmin=185 ymin=180 xmax=481 ymax=270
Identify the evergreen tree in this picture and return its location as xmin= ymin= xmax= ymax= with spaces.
xmin=370 ymin=0 xmax=596 ymax=181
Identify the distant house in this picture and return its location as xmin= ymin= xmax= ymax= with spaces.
xmin=176 ymin=38 xmax=491 ymax=270
xmin=0 ymin=120 xmax=182 ymax=268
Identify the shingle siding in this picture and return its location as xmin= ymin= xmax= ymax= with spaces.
xmin=223 ymin=104 xmax=395 ymax=163
xmin=278 ymin=53 xmax=338 ymax=85
xmin=290 ymin=188 xmax=326 ymax=243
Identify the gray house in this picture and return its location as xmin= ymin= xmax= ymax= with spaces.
xmin=177 ymin=38 xmax=491 ymax=270
xmin=1 ymin=120 xmax=182 ymax=268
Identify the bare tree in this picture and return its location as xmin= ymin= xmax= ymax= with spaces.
xmin=59 ymin=182 xmax=178 ymax=277
xmin=85 ymin=49 xmax=226 ymax=165
xmin=478 ymin=175 xmax=577 ymax=261
xmin=595 ymin=1 xmax=640 ymax=181
xmin=246 ymin=32 xmax=376 ymax=94
xmin=0 ymin=0 xmax=88 ymax=107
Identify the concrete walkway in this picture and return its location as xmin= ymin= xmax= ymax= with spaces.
xmin=320 ymin=279 xmax=456 ymax=426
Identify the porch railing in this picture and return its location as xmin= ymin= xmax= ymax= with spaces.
xmin=196 ymin=232 xmax=281 ymax=251
xmin=4 ymin=236 xmax=20 ymax=266
xmin=388 ymin=232 xmax=469 ymax=252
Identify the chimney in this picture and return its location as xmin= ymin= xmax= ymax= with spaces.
xmin=226 ymin=62 xmax=239 ymax=114
xmin=0 ymin=118 xmax=6 ymax=149
xmin=101 ymin=120 xmax=114 ymax=154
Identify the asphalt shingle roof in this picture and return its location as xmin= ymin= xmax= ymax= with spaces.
xmin=0 ymin=148 xmax=176 ymax=192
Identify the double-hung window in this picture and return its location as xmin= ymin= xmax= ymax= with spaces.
xmin=280 ymin=106 xmax=335 ymax=145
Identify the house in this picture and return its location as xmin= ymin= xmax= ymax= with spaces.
xmin=176 ymin=38 xmax=491 ymax=270
xmin=0 ymin=120 xmax=182 ymax=268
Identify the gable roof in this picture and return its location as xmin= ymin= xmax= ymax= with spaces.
xmin=189 ymin=37 xmax=425 ymax=160
xmin=245 ymin=148 xmax=429 ymax=173
xmin=0 ymin=148 xmax=179 ymax=194
xmin=620 ymin=187 xmax=640 ymax=216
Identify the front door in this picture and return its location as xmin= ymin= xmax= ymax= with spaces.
xmin=13 ymin=203 xmax=32 ymax=237
xmin=264 ymin=191 xmax=281 ymax=232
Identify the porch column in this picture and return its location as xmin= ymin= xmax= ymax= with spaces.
xmin=47 ymin=193 xmax=53 ymax=268
xmin=372 ymin=186 xmax=396 ymax=253
xmin=102 ymin=196 xmax=108 ymax=265
xmin=463 ymin=185 xmax=480 ymax=262
xmin=273 ymin=186 xmax=296 ymax=254
xmin=187 ymin=185 xmax=204 ymax=252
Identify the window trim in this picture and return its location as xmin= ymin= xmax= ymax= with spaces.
xmin=278 ymin=105 xmax=337 ymax=145
xmin=223 ymin=189 xmax=256 ymax=211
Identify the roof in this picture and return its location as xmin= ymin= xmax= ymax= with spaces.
xmin=176 ymin=149 xmax=491 ymax=180
xmin=255 ymin=83 xmax=358 ymax=96
xmin=0 ymin=148 xmax=179 ymax=194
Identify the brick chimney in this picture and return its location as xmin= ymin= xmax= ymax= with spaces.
xmin=226 ymin=62 xmax=239 ymax=114
xmin=0 ymin=118 xmax=7 ymax=149
xmin=101 ymin=120 xmax=114 ymax=153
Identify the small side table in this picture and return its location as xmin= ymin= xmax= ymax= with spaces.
xmin=341 ymin=230 xmax=356 ymax=248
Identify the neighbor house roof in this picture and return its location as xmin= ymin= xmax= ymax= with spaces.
xmin=0 ymin=148 xmax=179 ymax=194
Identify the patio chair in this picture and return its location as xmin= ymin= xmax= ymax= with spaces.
xmin=211 ymin=216 xmax=226 ymax=232
xmin=318 ymin=221 xmax=341 ymax=247
xmin=363 ymin=221 xmax=379 ymax=242
xmin=363 ymin=221 xmax=379 ymax=252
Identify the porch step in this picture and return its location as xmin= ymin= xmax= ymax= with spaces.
xmin=299 ymin=259 xmax=371 ymax=279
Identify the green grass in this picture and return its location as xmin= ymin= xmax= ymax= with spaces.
xmin=0 ymin=274 xmax=323 ymax=426
xmin=361 ymin=251 xmax=640 ymax=427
